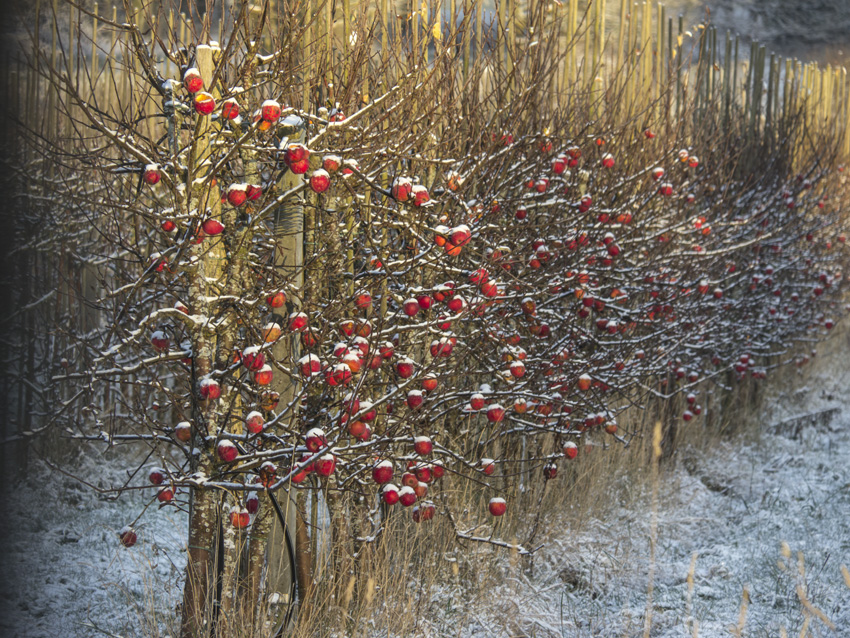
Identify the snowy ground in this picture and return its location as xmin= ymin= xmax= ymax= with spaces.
xmin=0 ymin=447 xmax=187 ymax=638
xmin=2 ymin=334 xmax=849 ymax=638
xmin=439 ymin=343 xmax=850 ymax=637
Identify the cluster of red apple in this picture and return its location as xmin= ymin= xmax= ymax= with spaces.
xmin=118 ymin=51 xmax=850 ymax=547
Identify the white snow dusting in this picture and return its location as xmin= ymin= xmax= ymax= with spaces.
xmin=2 ymin=331 xmax=849 ymax=637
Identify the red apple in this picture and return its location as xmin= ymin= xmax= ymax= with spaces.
xmin=217 ymin=440 xmax=238 ymax=462
xmin=323 ymin=155 xmax=342 ymax=172
xmin=486 ymin=404 xmax=505 ymax=423
xmin=229 ymin=508 xmax=251 ymax=529
xmin=391 ymin=177 xmax=413 ymax=202
xmin=148 ymin=467 xmax=165 ymax=485
xmin=246 ymin=184 xmax=263 ymax=201
xmin=288 ymin=312 xmax=308 ymax=331
xmin=470 ymin=393 xmax=486 ymax=410
xmin=182 ymin=67 xmax=203 ymax=93
xmin=382 ymin=483 xmax=400 ymax=505
xmin=411 ymin=184 xmax=430 ymax=206
xmin=341 ymin=159 xmax=360 ymax=176
xmin=563 ymin=441 xmax=578 ymax=459
xmin=422 ymin=374 xmax=438 ymax=392
xmin=253 ymin=364 xmax=273 ymax=385
xmin=347 ymin=420 xmax=366 ymax=437
xmin=403 ymin=298 xmax=419 ymax=317
xmin=488 ymin=497 xmax=507 ymax=516
xmin=246 ymin=410 xmax=264 ymax=434
xmin=447 ymin=296 xmax=465 ymax=313
xmin=354 ymin=291 xmax=372 ymax=309
xmin=552 ymin=155 xmax=567 ymax=174
xmin=119 ymin=525 xmax=138 ymax=547
xmin=358 ymin=401 xmax=377 ymax=422
xmin=298 ymin=354 xmax=322 ymax=377
xmin=406 ymin=390 xmax=424 ymax=409
xmin=396 ymin=358 xmax=415 ymax=378
xmin=372 ymin=460 xmax=393 ymax=484
xmin=413 ymin=501 xmax=436 ymax=522
xmin=193 ymin=91 xmax=216 ymax=115
xmin=351 ymin=338 xmax=369 ymax=358
xmin=414 ymin=436 xmax=433 ymax=455
xmin=202 ymin=218 xmax=224 ymax=236
xmin=221 ymin=98 xmax=239 ymax=120
xmin=175 ymin=421 xmax=192 ymax=442
xmin=267 ymin=291 xmax=287 ymax=308
xmin=305 ymin=428 xmax=327 ymax=452
xmin=398 ymin=486 xmax=417 ymax=507
xmin=150 ymin=330 xmax=169 ymax=352
xmin=227 ymin=183 xmax=248 ymax=207
xmin=414 ymin=464 xmax=432 ymax=484
xmin=286 ymin=144 xmax=310 ymax=167
xmin=240 ymin=346 xmax=265 ymax=371
xmin=310 ymin=169 xmax=330 ymax=193
xmin=449 ymin=225 xmax=472 ymax=247
xmin=314 ymin=454 xmax=336 ymax=477
xmin=143 ymin=164 xmax=161 ymax=185
xmin=431 ymin=461 xmax=445 ymax=479
xmin=199 ymin=378 xmax=221 ymax=400
xmin=261 ymin=99 xmax=281 ymax=122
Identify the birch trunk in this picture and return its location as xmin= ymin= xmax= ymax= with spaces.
xmin=181 ymin=44 xmax=226 ymax=638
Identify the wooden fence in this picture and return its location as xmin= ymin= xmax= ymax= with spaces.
xmin=2 ymin=0 xmax=850 ymax=466
xmin=6 ymin=0 xmax=850 ymax=161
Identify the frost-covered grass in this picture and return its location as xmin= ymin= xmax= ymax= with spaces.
xmin=0 ymin=447 xmax=187 ymax=638
xmin=417 ymin=338 xmax=850 ymax=637
xmin=3 ymin=336 xmax=849 ymax=638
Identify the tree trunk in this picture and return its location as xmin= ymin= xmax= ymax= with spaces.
xmin=244 ymin=116 xmax=306 ymax=631
xmin=182 ymin=486 xmax=219 ymax=638
xmin=181 ymin=44 xmax=225 ymax=638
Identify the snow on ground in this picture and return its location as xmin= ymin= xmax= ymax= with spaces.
xmin=0 ymin=447 xmax=187 ymax=638
xmin=436 ymin=340 xmax=850 ymax=637
xmin=2 ymin=332 xmax=849 ymax=638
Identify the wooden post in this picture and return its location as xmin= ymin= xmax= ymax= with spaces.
xmin=262 ymin=115 xmax=307 ymax=631
xmin=180 ymin=43 xmax=225 ymax=638
xmin=765 ymin=52 xmax=775 ymax=140
xmin=615 ymin=0 xmax=626 ymax=78
xmin=641 ymin=0 xmax=650 ymax=107
xmin=844 ymin=68 xmax=850 ymax=158
xmin=656 ymin=3 xmax=664 ymax=118
xmin=625 ymin=3 xmax=636 ymax=114
xmin=48 ymin=0 xmax=58 ymax=141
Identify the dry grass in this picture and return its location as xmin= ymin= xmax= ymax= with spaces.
xmin=278 ymin=322 xmax=850 ymax=637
